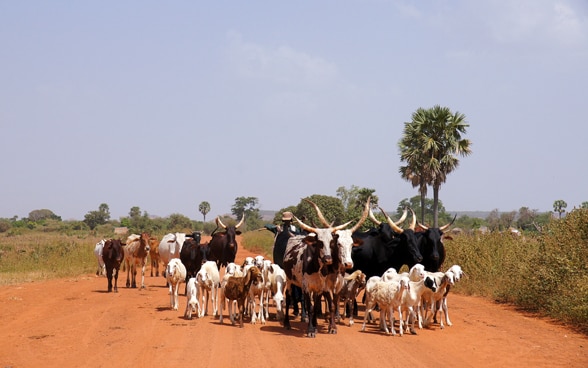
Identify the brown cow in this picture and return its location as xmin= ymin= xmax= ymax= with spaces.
xmin=123 ymin=232 xmax=151 ymax=289
xmin=103 ymin=238 xmax=124 ymax=292
xmin=148 ymin=236 xmax=161 ymax=277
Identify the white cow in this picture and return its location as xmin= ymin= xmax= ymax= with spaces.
xmin=159 ymin=233 xmax=188 ymax=282
xmin=93 ymin=239 xmax=106 ymax=276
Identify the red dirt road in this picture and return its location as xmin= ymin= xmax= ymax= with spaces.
xmin=0 ymin=241 xmax=586 ymax=368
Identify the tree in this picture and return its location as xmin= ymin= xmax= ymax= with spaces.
xmin=83 ymin=203 xmax=111 ymax=230
xmin=553 ymin=200 xmax=567 ymax=219
xmin=396 ymin=195 xmax=450 ymax=226
xmin=580 ymin=202 xmax=588 ymax=209
xmin=129 ymin=206 xmax=141 ymax=219
xmin=28 ymin=209 xmax=61 ymax=222
xmin=516 ymin=207 xmax=538 ymax=231
xmin=336 ymin=185 xmax=378 ymax=227
xmin=231 ymin=196 xmax=262 ymax=230
xmin=398 ymin=105 xmax=472 ymax=227
xmin=296 ymin=194 xmax=345 ymax=227
xmin=198 ymin=201 xmax=211 ymax=222
xmin=167 ymin=213 xmax=193 ymax=231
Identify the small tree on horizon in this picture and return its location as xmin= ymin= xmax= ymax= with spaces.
xmin=553 ymin=199 xmax=567 ymax=219
xmin=199 ymin=201 xmax=211 ymax=222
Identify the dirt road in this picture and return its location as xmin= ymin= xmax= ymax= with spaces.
xmin=0 ymin=242 xmax=586 ymax=368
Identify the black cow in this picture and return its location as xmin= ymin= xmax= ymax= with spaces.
xmin=415 ymin=214 xmax=456 ymax=272
xmin=208 ymin=215 xmax=244 ymax=269
xmin=180 ymin=231 xmax=209 ymax=285
xmin=103 ymin=238 xmax=124 ymax=293
xmin=351 ymin=208 xmax=423 ymax=280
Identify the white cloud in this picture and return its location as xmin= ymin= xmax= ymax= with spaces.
xmin=225 ymin=31 xmax=339 ymax=87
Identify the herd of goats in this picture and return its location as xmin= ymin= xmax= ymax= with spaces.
xmin=95 ymin=198 xmax=465 ymax=337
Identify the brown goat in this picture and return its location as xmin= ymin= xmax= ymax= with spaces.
xmin=219 ymin=266 xmax=262 ymax=328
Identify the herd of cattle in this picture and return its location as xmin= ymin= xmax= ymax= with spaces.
xmin=94 ymin=199 xmax=465 ymax=337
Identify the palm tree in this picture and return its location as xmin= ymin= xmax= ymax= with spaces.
xmin=553 ymin=199 xmax=567 ymax=219
xmin=398 ymin=105 xmax=472 ymax=227
xmin=198 ymin=201 xmax=211 ymax=222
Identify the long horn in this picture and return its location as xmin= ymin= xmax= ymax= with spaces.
xmin=396 ymin=207 xmax=408 ymax=225
xmin=304 ymin=198 xmax=330 ymax=227
xmin=439 ymin=214 xmax=457 ymax=232
xmin=235 ymin=213 xmax=245 ymax=229
xmin=408 ymin=208 xmax=417 ymax=230
xmin=293 ymin=215 xmax=318 ymax=234
xmin=333 ymin=220 xmax=353 ymax=231
xmin=368 ymin=208 xmax=381 ymax=226
xmin=379 ymin=207 xmax=404 ymax=234
xmin=216 ymin=216 xmax=227 ymax=229
xmin=350 ymin=197 xmax=371 ymax=233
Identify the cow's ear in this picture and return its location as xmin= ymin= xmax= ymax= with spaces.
xmin=235 ymin=230 xmax=242 ymax=235
xmin=302 ymin=233 xmax=316 ymax=244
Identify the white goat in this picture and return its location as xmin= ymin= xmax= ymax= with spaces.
xmin=361 ymin=276 xmax=409 ymax=336
xmin=266 ymin=263 xmax=287 ymax=322
xmin=165 ymin=258 xmax=186 ymax=311
xmin=426 ymin=264 xmax=465 ymax=328
xmin=184 ymin=277 xmax=201 ymax=320
xmin=401 ymin=276 xmax=437 ymax=334
xmin=196 ymin=261 xmax=220 ymax=317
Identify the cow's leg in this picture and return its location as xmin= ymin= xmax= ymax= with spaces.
xmin=113 ymin=268 xmax=119 ymax=293
xmin=283 ymin=289 xmax=292 ymax=330
xmin=306 ymin=292 xmax=321 ymax=338
xmin=132 ymin=264 xmax=138 ymax=288
xmin=324 ymin=292 xmax=338 ymax=334
xmin=125 ymin=261 xmax=131 ymax=288
xmin=140 ymin=263 xmax=146 ymax=289
xmin=106 ymin=268 xmax=113 ymax=292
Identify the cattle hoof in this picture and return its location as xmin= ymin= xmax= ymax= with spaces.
xmin=307 ymin=331 xmax=317 ymax=338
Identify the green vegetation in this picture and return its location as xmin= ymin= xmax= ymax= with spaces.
xmin=445 ymin=208 xmax=588 ymax=334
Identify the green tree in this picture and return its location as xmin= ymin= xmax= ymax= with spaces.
xmin=398 ymin=105 xmax=472 ymax=227
xmin=199 ymin=201 xmax=211 ymax=222
xmin=167 ymin=213 xmax=193 ymax=231
xmin=83 ymin=203 xmax=110 ymax=230
xmin=129 ymin=206 xmax=141 ymax=219
xmin=580 ymin=201 xmax=588 ymax=209
xmin=231 ymin=196 xmax=262 ymax=230
xmin=296 ymin=194 xmax=345 ymax=227
xmin=28 ymin=209 xmax=61 ymax=222
xmin=553 ymin=199 xmax=567 ymax=219
xmin=336 ymin=185 xmax=379 ymax=227
xmin=516 ymin=207 xmax=538 ymax=231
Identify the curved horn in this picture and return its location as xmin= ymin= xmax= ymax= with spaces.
xmin=304 ymin=198 xmax=330 ymax=227
xmin=216 ymin=216 xmax=227 ymax=229
xmin=235 ymin=213 xmax=245 ymax=229
xmin=293 ymin=215 xmax=318 ymax=234
xmin=408 ymin=208 xmax=417 ymax=230
xmin=368 ymin=208 xmax=381 ymax=225
xmin=350 ymin=197 xmax=371 ymax=233
xmin=379 ymin=207 xmax=404 ymax=234
xmin=439 ymin=214 xmax=457 ymax=232
xmin=333 ymin=220 xmax=353 ymax=231
xmin=396 ymin=207 xmax=408 ymax=225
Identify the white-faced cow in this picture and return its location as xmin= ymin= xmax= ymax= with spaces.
xmin=282 ymin=216 xmax=354 ymax=337
xmin=208 ymin=215 xmax=244 ymax=269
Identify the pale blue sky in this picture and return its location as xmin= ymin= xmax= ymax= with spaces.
xmin=1 ymin=1 xmax=587 ymax=221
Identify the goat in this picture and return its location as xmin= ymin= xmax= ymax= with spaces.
xmin=266 ymin=262 xmax=287 ymax=322
xmin=338 ymin=270 xmax=366 ymax=326
xmin=361 ymin=276 xmax=410 ymax=336
xmin=184 ymin=277 xmax=201 ymax=320
xmin=165 ymin=258 xmax=186 ymax=311
xmin=195 ymin=261 xmax=220 ymax=317
xmin=401 ymin=276 xmax=437 ymax=335
xmin=219 ymin=266 xmax=263 ymax=327
xmin=243 ymin=261 xmax=267 ymax=324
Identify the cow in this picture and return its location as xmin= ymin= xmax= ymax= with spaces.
xmin=351 ymin=207 xmax=423 ymax=280
xmin=282 ymin=216 xmax=354 ymax=337
xmin=102 ymin=238 xmax=124 ymax=292
xmin=123 ymin=232 xmax=151 ymax=289
xmin=148 ymin=236 xmax=161 ymax=277
xmin=414 ymin=213 xmax=456 ymax=272
xmin=208 ymin=215 xmax=244 ymax=269
xmin=378 ymin=207 xmax=456 ymax=272
xmin=94 ymin=239 xmax=106 ymax=276
xmin=159 ymin=232 xmax=188 ymax=278
xmin=180 ymin=231 xmax=210 ymax=286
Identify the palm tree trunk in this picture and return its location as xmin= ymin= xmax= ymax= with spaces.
xmin=433 ymin=184 xmax=440 ymax=228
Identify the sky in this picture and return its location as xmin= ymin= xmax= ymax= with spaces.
xmin=1 ymin=1 xmax=587 ymax=222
